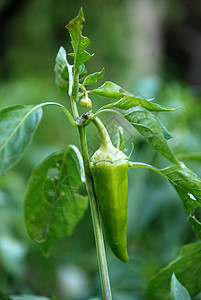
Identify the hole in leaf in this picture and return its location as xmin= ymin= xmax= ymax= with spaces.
xmin=188 ymin=193 xmax=196 ymax=201
xmin=194 ymin=207 xmax=201 ymax=223
xmin=141 ymin=128 xmax=152 ymax=138
xmin=78 ymin=183 xmax=87 ymax=196
xmin=47 ymin=167 xmax=59 ymax=180
xmin=119 ymin=88 xmax=126 ymax=94
xmin=43 ymin=179 xmax=77 ymax=208
xmin=47 ymin=166 xmax=59 ymax=180
xmin=35 ymin=221 xmax=49 ymax=242
xmin=43 ymin=166 xmax=80 ymax=208
xmin=48 ymin=189 xmax=56 ymax=197
xmin=43 ymin=161 xmax=84 ymax=208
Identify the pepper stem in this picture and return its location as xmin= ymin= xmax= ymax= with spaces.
xmin=92 ymin=117 xmax=113 ymax=149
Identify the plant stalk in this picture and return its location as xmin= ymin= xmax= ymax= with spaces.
xmin=70 ymin=68 xmax=112 ymax=300
xmin=78 ymin=126 xmax=112 ymax=300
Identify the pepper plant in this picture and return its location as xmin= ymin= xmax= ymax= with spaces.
xmin=1 ymin=8 xmax=201 ymax=300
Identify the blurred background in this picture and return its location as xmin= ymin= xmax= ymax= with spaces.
xmin=0 ymin=0 xmax=201 ymax=299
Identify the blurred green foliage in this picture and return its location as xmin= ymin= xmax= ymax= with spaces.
xmin=0 ymin=0 xmax=201 ymax=299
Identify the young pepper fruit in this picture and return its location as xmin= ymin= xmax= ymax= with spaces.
xmin=90 ymin=117 xmax=129 ymax=262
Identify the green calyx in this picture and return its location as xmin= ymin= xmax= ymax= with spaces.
xmin=90 ymin=117 xmax=128 ymax=166
xmin=90 ymin=142 xmax=128 ymax=166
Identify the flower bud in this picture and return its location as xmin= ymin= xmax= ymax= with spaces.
xmin=80 ymin=95 xmax=92 ymax=108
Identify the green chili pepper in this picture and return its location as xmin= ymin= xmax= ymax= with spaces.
xmin=90 ymin=117 xmax=129 ymax=262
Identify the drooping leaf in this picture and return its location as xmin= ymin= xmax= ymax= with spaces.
xmin=160 ymin=164 xmax=201 ymax=238
xmin=129 ymin=161 xmax=201 ymax=239
xmin=146 ymin=242 xmax=201 ymax=300
xmin=90 ymin=81 xmax=175 ymax=112
xmin=54 ymin=46 xmax=73 ymax=95
xmin=124 ymin=107 xmax=179 ymax=164
xmin=161 ymin=165 xmax=201 ymax=215
xmin=82 ymin=68 xmax=105 ymax=86
xmin=94 ymin=106 xmax=176 ymax=162
xmin=24 ymin=146 xmax=88 ymax=256
xmin=171 ymin=273 xmax=191 ymax=300
xmin=0 ymin=105 xmax=42 ymax=176
xmin=66 ymin=8 xmax=93 ymax=69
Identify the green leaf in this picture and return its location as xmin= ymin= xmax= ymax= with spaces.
xmin=54 ymin=46 xmax=68 ymax=92
xmin=129 ymin=162 xmax=201 ymax=239
xmin=156 ymin=117 xmax=172 ymax=140
xmin=160 ymin=164 xmax=201 ymax=239
xmin=0 ymin=105 xmax=42 ymax=176
xmin=124 ymin=107 xmax=178 ymax=164
xmin=66 ymin=8 xmax=93 ymax=69
xmin=0 ymin=101 xmax=78 ymax=177
xmin=146 ymin=242 xmax=201 ymax=300
xmin=171 ymin=273 xmax=191 ymax=300
xmin=82 ymin=68 xmax=105 ymax=86
xmin=24 ymin=146 xmax=88 ymax=255
xmin=89 ymin=81 xmax=131 ymax=99
xmin=104 ymin=96 xmax=175 ymax=112
xmin=90 ymin=81 xmax=175 ymax=112
xmin=43 ymin=145 xmax=85 ymax=208
xmin=161 ymin=165 xmax=201 ymax=215
xmin=54 ymin=46 xmax=73 ymax=95
xmin=93 ymin=106 xmax=176 ymax=162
